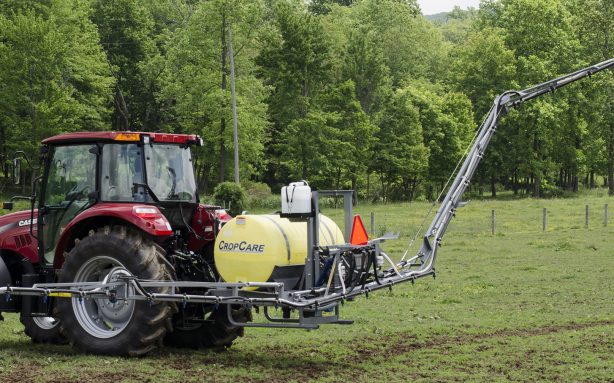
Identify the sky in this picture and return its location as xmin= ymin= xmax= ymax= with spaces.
xmin=417 ymin=0 xmax=481 ymax=15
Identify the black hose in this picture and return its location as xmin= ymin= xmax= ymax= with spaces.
xmin=179 ymin=202 xmax=203 ymax=241
xmin=360 ymin=251 xmax=373 ymax=289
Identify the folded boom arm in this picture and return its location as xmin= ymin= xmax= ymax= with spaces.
xmin=414 ymin=58 xmax=614 ymax=272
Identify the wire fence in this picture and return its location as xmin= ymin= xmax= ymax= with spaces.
xmin=363 ymin=202 xmax=612 ymax=239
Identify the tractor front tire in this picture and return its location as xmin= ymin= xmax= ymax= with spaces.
xmin=20 ymin=314 xmax=66 ymax=344
xmin=55 ymin=226 xmax=173 ymax=356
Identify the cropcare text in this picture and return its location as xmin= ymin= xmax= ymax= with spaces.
xmin=218 ymin=240 xmax=265 ymax=253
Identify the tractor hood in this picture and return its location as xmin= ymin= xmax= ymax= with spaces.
xmin=0 ymin=209 xmax=37 ymax=236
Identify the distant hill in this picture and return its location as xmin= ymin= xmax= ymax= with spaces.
xmin=424 ymin=12 xmax=448 ymax=23
xmin=424 ymin=7 xmax=478 ymax=24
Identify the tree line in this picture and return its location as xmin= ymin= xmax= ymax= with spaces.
xmin=0 ymin=0 xmax=612 ymax=201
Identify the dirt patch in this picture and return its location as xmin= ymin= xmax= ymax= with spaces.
xmin=45 ymin=370 xmax=148 ymax=383
xmin=0 ymin=360 xmax=148 ymax=383
xmin=3 ymin=320 xmax=610 ymax=383
xmin=202 ymin=319 xmax=614 ymax=382
xmin=149 ymin=347 xmax=344 ymax=383
xmin=344 ymin=319 xmax=614 ymax=363
xmin=0 ymin=362 xmax=44 ymax=383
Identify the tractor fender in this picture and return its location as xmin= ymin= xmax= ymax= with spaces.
xmin=52 ymin=203 xmax=172 ymax=269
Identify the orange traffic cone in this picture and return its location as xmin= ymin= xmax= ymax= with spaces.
xmin=349 ymin=215 xmax=369 ymax=245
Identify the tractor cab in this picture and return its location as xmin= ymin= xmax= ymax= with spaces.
xmin=36 ymin=132 xmax=204 ymax=265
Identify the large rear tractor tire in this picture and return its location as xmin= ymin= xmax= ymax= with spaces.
xmin=20 ymin=314 xmax=66 ymax=344
xmin=55 ymin=226 xmax=173 ymax=356
xmin=164 ymin=305 xmax=251 ymax=349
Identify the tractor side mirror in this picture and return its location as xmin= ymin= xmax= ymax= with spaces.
xmin=13 ymin=158 xmax=21 ymax=185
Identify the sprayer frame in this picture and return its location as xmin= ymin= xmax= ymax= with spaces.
xmin=1 ymin=189 xmax=416 ymax=329
xmin=1 ymin=58 xmax=612 ymax=330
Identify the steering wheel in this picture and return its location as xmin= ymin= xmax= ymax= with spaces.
xmin=65 ymin=184 xmax=91 ymax=202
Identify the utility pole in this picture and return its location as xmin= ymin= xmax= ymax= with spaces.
xmin=228 ymin=23 xmax=240 ymax=185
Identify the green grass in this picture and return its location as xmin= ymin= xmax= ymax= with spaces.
xmin=1 ymin=191 xmax=613 ymax=382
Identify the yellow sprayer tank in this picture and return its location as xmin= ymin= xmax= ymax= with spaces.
xmin=214 ymin=214 xmax=344 ymax=289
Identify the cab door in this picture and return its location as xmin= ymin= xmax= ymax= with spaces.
xmin=38 ymin=145 xmax=97 ymax=265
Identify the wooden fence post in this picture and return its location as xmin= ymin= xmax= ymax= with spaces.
xmin=491 ymin=209 xmax=495 ymax=235
xmin=585 ymin=205 xmax=589 ymax=228
xmin=605 ymin=204 xmax=608 ymax=226
xmin=543 ymin=208 xmax=547 ymax=232
xmin=370 ymin=211 xmax=375 ymax=236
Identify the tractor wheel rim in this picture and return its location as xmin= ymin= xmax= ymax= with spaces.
xmin=32 ymin=316 xmax=59 ymax=330
xmin=72 ymin=256 xmax=135 ymax=339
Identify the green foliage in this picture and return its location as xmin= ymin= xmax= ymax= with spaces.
xmin=398 ymin=80 xmax=474 ymax=191
xmin=90 ymin=0 xmax=162 ymax=131
xmin=372 ymin=87 xmax=429 ymax=201
xmin=213 ymin=181 xmax=246 ymax=215
xmin=308 ymin=0 xmax=353 ymax=15
xmin=256 ymin=1 xmax=334 ymax=187
xmin=0 ymin=0 xmax=611 ymax=202
xmin=349 ymin=0 xmax=447 ymax=84
xmin=448 ymin=0 xmax=608 ymax=198
xmin=160 ymin=0 xmax=269 ymax=190
xmin=341 ymin=27 xmax=392 ymax=115
xmin=242 ymin=180 xmax=279 ymax=209
xmin=0 ymin=0 xmax=113 ymax=178
xmin=431 ymin=6 xmax=477 ymax=44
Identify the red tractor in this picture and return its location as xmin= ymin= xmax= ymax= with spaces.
xmin=0 ymin=131 xmax=245 ymax=355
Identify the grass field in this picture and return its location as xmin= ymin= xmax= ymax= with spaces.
xmin=0 ymin=191 xmax=613 ymax=382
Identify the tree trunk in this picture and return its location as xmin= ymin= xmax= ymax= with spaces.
xmin=366 ymin=172 xmax=370 ymax=202
xmin=529 ymin=175 xmax=534 ymax=195
xmin=609 ymin=124 xmax=614 ymax=195
xmin=219 ymin=15 xmax=228 ymax=183
xmin=439 ymin=180 xmax=444 ymax=202
xmin=490 ymin=174 xmax=496 ymax=198
xmin=115 ymin=86 xmax=130 ymax=130
xmin=301 ymin=144 xmax=308 ymax=180
xmin=533 ymin=173 xmax=541 ymax=198
xmin=608 ymin=163 xmax=614 ymax=196
xmin=335 ymin=167 xmax=341 ymax=190
xmin=202 ymin=164 xmax=212 ymax=195
xmin=228 ymin=23 xmax=240 ymax=185
xmin=0 ymin=122 xmax=6 ymax=179
xmin=478 ymin=172 xmax=484 ymax=196
xmin=409 ymin=178 xmax=417 ymax=202
xmin=590 ymin=172 xmax=595 ymax=189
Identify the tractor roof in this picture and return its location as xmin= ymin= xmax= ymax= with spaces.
xmin=42 ymin=131 xmax=201 ymax=145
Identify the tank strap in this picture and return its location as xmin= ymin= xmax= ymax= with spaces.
xmin=263 ymin=216 xmax=291 ymax=262
xmin=319 ymin=219 xmax=335 ymax=244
